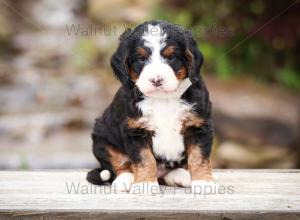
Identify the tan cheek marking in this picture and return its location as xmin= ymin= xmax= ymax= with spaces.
xmin=162 ymin=46 xmax=176 ymax=57
xmin=131 ymin=147 xmax=157 ymax=183
xmin=107 ymin=146 xmax=131 ymax=176
xmin=176 ymin=66 xmax=188 ymax=80
xmin=181 ymin=113 xmax=204 ymax=134
xmin=129 ymin=69 xmax=139 ymax=81
xmin=128 ymin=47 xmax=149 ymax=82
xmin=187 ymin=145 xmax=212 ymax=181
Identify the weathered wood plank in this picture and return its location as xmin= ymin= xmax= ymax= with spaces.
xmin=0 ymin=170 xmax=299 ymax=219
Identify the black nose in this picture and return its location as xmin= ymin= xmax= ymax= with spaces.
xmin=149 ymin=78 xmax=163 ymax=87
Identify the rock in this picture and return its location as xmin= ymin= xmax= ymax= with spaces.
xmin=31 ymin=0 xmax=84 ymax=28
xmin=0 ymin=130 xmax=98 ymax=170
xmin=216 ymin=141 xmax=297 ymax=168
xmin=206 ymin=76 xmax=300 ymax=168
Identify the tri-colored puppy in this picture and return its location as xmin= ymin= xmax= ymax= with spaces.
xmin=87 ymin=20 xmax=214 ymax=194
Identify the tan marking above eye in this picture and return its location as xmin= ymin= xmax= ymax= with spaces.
xmin=137 ymin=47 xmax=148 ymax=58
xmin=162 ymin=46 xmax=176 ymax=57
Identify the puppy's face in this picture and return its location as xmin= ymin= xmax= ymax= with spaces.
xmin=111 ymin=21 xmax=203 ymax=97
xmin=128 ymin=25 xmax=188 ymax=96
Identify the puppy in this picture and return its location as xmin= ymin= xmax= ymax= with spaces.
xmin=87 ymin=20 xmax=214 ymax=194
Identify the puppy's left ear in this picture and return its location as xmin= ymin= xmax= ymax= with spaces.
xmin=185 ymin=32 xmax=204 ymax=83
xmin=110 ymin=28 xmax=132 ymax=85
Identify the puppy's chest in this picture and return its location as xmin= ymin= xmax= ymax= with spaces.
xmin=137 ymin=98 xmax=192 ymax=162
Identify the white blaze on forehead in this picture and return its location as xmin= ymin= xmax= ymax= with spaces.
xmin=136 ymin=24 xmax=187 ymax=96
xmin=142 ymin=24 xmax=167 ymax=58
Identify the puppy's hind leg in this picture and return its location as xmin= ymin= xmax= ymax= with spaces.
xmin=87 ymin=160 xmax=115 ymax=185
xmin=87 ymin=137 xmax=116 ymax=185
xmin=107 ymin=146 xmax=134 ymax=192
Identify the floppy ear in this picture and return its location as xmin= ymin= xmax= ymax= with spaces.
xmin=110 ymin=28 xmax=132 ymax=85
xmin=185 ymin=32 xmax=204 ymax=83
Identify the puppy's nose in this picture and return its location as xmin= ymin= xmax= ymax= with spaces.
xmin=149 ymin=77 xmax=163 ymax=87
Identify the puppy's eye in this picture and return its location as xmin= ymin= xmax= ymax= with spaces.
xmin=137 ymin=57 xmax=146 ymax=64
xmin=166 ymin=55 xmax=176 ymax=62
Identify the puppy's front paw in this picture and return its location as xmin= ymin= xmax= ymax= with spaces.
xmin=112 ymin=172 xmax=134 ymax=192
xmin=191 ymin=180 xmax=219 ymax=194
xmin=129 ymin=181 xmax=160 ymax=195
xmin=164 ymin=168 xmax=191 ymax=187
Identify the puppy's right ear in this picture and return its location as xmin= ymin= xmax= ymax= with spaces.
xmin=110 ymin=28 xmax=132 ymax=85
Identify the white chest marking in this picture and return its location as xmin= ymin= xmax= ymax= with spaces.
xmin=137 ymin=96 xmax=193 ymax=162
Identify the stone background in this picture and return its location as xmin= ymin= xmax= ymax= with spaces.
xmin=0 ymin=0 xmax=299 ymax=169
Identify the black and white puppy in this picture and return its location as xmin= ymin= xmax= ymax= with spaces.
xmin=87 ymin=20 xmax=214 ymax=194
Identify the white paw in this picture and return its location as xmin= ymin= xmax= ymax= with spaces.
xmin=129 ymin=181 xmax=160 ymax=195
xmin=191 ymin=180 xmax=219 ymax=194
xmin=111 ymin=172 xmax=134 ymax=192
xmin=164 ymin=168 xmax=191 ymax=187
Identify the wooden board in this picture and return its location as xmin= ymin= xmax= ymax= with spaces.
xmin=0 ymin=170 xmax=299 ymax=219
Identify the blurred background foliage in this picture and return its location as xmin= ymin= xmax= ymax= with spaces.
xmin=0 ymin=0 xmax=299 ymax=170
xmin=155 ymin=0 xmax=300 ymax=91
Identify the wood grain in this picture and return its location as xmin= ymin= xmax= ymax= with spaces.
xmin=0 ymin=169 xmax=299 ymax=219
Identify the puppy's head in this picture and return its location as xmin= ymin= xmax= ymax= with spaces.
xmin=111 ymin=20 xmax=203 ymax=97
